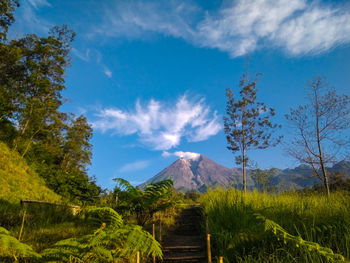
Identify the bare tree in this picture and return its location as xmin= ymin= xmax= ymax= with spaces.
xmin=224 ymin=72 xmax=282 ymax=194
xmin=285 ymin=77 xmax=350 ymax=197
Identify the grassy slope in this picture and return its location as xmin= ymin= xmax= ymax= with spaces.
xmin=0 ymin=142 xmax=61 ymax=204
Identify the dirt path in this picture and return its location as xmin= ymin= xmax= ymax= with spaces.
xmin=161 ymin=206 xmax=206 ymax=262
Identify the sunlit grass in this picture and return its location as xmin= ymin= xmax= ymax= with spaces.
xmin=200 ymin=188 xmax=350 ymax=262
xmin=0 ymin=142 xmax=61 ymax=204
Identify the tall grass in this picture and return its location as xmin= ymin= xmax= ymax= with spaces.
xmin=0 ymin=142 xmax=61 ymax=204
xmin=200 ymin=188 xmax=350 ymax=262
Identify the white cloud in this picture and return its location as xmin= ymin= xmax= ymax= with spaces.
xmin=92 ymin=95 xmax=221 ymax=150
xmin=162 ymin=151 xmax=201 ymax=160
xmin=197 ymin=0 xmax=307 ymax=56
xmin=103 ymin=67 xmax=112 ymax=78
xmin=93 ymin=0 xmax=350 ymax=57
xmin=274 ymin=4 xmax=350 ymax=55
xmin=119 ymin=160 xmax=150 ymax=173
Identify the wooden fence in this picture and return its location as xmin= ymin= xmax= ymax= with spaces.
xmin=20 ymin=199 xmax=81 ymax=215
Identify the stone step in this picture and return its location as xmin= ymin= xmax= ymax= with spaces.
xmin=161 ymin=207 xmax=206 ymax=263
xmin=163 ymin=254 xmax=206 ymax=263
xmin=163 ymin=245 xmax=202 ymax=252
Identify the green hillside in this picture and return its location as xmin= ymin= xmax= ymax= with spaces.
xmin=0 ymin=142 xmax=61 ymax=204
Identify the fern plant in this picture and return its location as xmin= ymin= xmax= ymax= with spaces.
xmin=255 ymin=213 xmax=345 ymax=262
xmin=0 ymin=226 xmax=41 ymax=262
xmin=41 ymin=207 xmax=162 ymax=262
xmin=113 ymin=178 xmax=174 ymax=225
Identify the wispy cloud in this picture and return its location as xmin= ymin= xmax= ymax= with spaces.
xmin=103 ymin=67 xmax=112 ymax=78
xmin=162 ymin=151 xmax=200 ymax=160
xmin=92 ymin=0 xmax=350 ymax=57
xmin=72 ymin=48 xmax=91 ymax=62
xmin=119 ymin=160 xmax=150 ymax=173
xmin=90 ymin=1 xmax=198 ymax=40
xmin=72 ymin=48 xmax=112 ymax=78
xmin=92 ymin=95 xmax=221 ymax=150
xmin=27 ymin=0 xmax=51 ymax=9
xmin=13 ymin=0 xmax=52 ymax=35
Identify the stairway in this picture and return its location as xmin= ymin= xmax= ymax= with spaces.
xmin=162 ymin=207 xmax=206 ymax=262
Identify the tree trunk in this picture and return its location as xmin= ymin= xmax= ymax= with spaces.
xmin=242 ymin=149 xmax=247 ymax=195
xmin=315 ymin=86 xmax=330 ymax=198
xmin=319 ymin=153 xmax=330 ymax=198
xmin=20 ymin=128 xmax=40 ymax=158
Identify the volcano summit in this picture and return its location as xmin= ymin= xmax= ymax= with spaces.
xmin=141 ymin=154 xmax=253 ymax=192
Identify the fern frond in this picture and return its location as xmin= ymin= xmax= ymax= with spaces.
xmin=113 ymin=178 xmax=140 ymax=196
xmin=0 ymin=231 xmax=41 ymax=260
xmin=110 ymin=224 xmax=162 ymax=258
xmin=85 ymin=207 xmax=123 ymax=231
xmin=255 ymin=213 xmax=345 ymax=262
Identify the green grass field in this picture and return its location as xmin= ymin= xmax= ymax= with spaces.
xmin=200 ymin=188 xmax=350 ymax=262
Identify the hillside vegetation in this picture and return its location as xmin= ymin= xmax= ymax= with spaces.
xmin=0 ymin=142 xmax=61 ymax=204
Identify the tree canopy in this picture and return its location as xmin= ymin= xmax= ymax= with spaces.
xmin=0 ymin=0 xmax=100 ymax=204
xmin=285 ymin=77 xmax=350 ymax=197
xmin=224 ymin=72 xmax=282 ymax=194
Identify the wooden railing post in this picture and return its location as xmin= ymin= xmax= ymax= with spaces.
xmin=18 ymin=208 xmax=26 ymax=241
xmin=207 ymin=234 xmax=212 ymax=263
xmin=136 ymin=251 xmax=140 ymax=263
xmin=152 ymin=223 xmax=156 ymax=263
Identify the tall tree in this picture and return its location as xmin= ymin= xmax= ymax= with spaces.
xmin=250 ymin=167 xmax=274 ymax=192
xmin=0 ymin=0 xmax=19 ymax=41
xmin=224 ymin=72 xmax=281 ymax=194
xmin=61 ymin=115 xmax=93 ymax=174
xmin=0 ymin=1 xmax=101 ymax=203
xmin=285 ymin=77 xmax=350 ymax=197
xmin=0 ymin=0 xmax=20 ymax=145
xmin=9 ymin=25 xmax=75 ymax=156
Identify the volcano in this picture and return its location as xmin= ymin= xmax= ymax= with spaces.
xmin=141 ymin=154 xmax=254 ymax=192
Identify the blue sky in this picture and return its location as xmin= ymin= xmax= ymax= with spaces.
xmin=10 ymin=0 xmax=350 ymax=189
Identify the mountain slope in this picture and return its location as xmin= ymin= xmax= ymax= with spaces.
xmin=0 ymin=142 xmax=62 ymax=203
xmin=142 ymin=154 xmax=254 ymax=192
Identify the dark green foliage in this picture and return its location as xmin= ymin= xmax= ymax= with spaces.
xmin=41 ymin=207 xmax=162 ymax=262
xmin=224 ymin=72 xmax=282 ymax=193
xmin=9 ymin=25 xmax=75 ymax=155
xmin=0 ymin=203 xmax=162 ymax=262
xmin=84 ymin=207 xmax=123 ymax=232
xmin=184 ymin=192 xmax=201 ymax=202
xmin=250 ymin=167 xmax=274 ymax=192
xmin=25 ymin=115 xmax=101 ymax=204
xmin=113 ymin=178 xmax=174 ymax=225
xmin=0 ymin=0 xmax=19 ymax=40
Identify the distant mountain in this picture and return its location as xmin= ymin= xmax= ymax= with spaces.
xmin=141 ymin=154 xmax=350 ymax=192
xmin=140 ymin=154 xmax=254 ymax=192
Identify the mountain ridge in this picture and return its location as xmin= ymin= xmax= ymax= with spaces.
xmin=141 ymin=154 xmax=350 ymax=192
